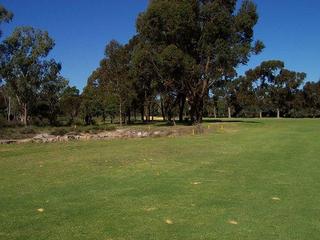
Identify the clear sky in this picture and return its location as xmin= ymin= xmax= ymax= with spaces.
xmin=1 ymin=0 xmax=320 ymax=90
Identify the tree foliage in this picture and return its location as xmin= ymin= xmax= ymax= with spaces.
xmin=0 ymin=4 xmax=13 ymax=38
xmin=136 ymin=0 xmax=264 ymax=122
xmin=0 ymin=26 xmax=64 ymax=125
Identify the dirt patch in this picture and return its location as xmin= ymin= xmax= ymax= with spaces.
xmin=165 ymin=219 xmax=173 ymax=224
xmin=228 ymin=220 xmax=238 ymax=225
xmin=144 ymin=207 xmax=157 ymax=212
xmin=191 ymin=182 xmax=202 ymax=185
xmin=37 ymin=208 xmax=44 ymax=213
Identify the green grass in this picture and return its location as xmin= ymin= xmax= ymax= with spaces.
xmin=1 ymin=119 xmax=320 ymax=239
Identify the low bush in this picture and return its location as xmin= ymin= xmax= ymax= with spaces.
xmin=50 ymin=128 xmax=69 ymax=136
xmin=83 ymin=125 xmax=116 ymax=133
xmin=20 ymin=127 xmax=36 ymax=135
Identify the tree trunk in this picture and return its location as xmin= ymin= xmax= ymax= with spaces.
xmin=148 ymin=103 xmax=151 ymax=122
xmin=102 ymin=113 xmax=106 ymax=123
xmin=188 ymin=57 xmax=210 ymax=124
xmin=124 ymin=112 xmax=127 ymax=125
xmin=178 ymin=95 xmax=186 ymax=122
xmin=119 ymin=100 xmax=122 ymax=127
xmin=70 ymin=116 xmax=74 ymax=125
xmin=228 ymin=107 xmax=231 ymax=119
xmin=140 ymin=107 xmax=144 ymax=122
xmin=160 ymin=97 xmax=166 ymax=121
xmin=7 ymin=96 xmax=11 ymax=122
xmin=277 ymin=108 xmax=280 ymax=119
xmin=127 ymin=109 xmax=131 ymax=124
xmin=167 ymin=108 xmax=172 ymax=122
xmin=23 ymin=103 xmax=27 ymax=126
xmin=259 ymin=111 xmax=262 ymax=119
xmin=151 ymin=104 xmax=154 ymax=121
xmin=189 ymin=95 xmax=204 ymax=124
xmin=213 ymin=106 xmax=217 ymax=119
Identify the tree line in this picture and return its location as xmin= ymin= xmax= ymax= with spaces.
xmin=1 ymin=1 xmax=320 ymax=127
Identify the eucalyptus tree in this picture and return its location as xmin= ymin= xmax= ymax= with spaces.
xmin=37 ymin=60 xmax=67 ymax=125
xmin=302 ymin=81 xmax=320 ymax=117
xmin=229 ymin=76 xmax=258 ymax=117
xmin=85 ymin=66 xmax=118 ymax=124
xmin=0 ymin=4 xmax=13 ymax=38
xmin=158 ymin=44 xmax=196 ymax=122
xmin=271 ymin=69 xmax=305 ymax=118
xmin=90 ymin=40 xmax=136 ymax=126
xmin=0 ymin=27 xmax=56 ymax=125
xmin=137 ymin=0 xmax=264 ymax=123
xmin=133 ymin=43 xmax=193 ymax=122
xmin=245 ymin=60 xmax=305 ymax=118
xmin=131 ymin=41 xmax=158 ymax=122
xmin=81 ymin=75 xmax=102 ymax=125
xmin=0 ymin=5 xmax=13 ymax=122
xmin=244 ymin=61 xmax=282 ymax=117
xmin=60 ymin=86 xmax=81 ymax=124
xmin=0 ymin=85 xmax=5 ymax=118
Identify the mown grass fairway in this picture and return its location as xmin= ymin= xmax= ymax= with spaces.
xmin=1 ymin=119 xmax=320 ymax=240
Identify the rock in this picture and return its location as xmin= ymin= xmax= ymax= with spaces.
xmin=0 ymin=128 xmax=180 ymax=144
xmin=153 ymin=131 xmax=161 ymax=136
xmin=17 ymin=139 xmax=33 ymax=144
xmin=0 ymin=139 xmax=18 ymax=144
xmin=142 ymin=132 xmax=149 ymax=137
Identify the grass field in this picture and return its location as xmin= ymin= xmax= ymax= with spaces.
xmin=1 ymin=119 xmax=320 ymax=239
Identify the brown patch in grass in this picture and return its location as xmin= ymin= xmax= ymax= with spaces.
xmin=191 ymin=182 xmax=201 ymax=185
xmin=144 ymin=207 xmax=157 ymax=212
xmin=165 ymin=219 xmax=173 ymax=224
xmin=228 ymin=220 xmax=238 ymax=225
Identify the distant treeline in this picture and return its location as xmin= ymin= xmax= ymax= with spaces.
xmin=1 ymin=1 xmax=319 ymax=127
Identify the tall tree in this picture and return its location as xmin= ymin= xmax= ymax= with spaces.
xmin=60 ymin=86 xmax=81 ymax=124
xmin=80 ymin=80 xmax=101 ymax=125
xmin=245 ymin=60 xmax=305 ymax=118
xmin=0 ymin=26 xmax=55 ymax=125
xmin=137 ymin=0 xmax=264 ymax=123
xmin=226 ymin=76 xmax=258 ymax=118
xmin=303 ymin=81 xmax=320 ymax=117
xmin=131 ymin=41 xmax=158 ymax=122
xmin=37 ymin=60 xmax=67 ymax=125
xmin=270 ymin=69 xmax=306 ymax=118
xmin=0 ymin=4 xmax=13 ymax=88
xmin=245 ymin=60 xmax=284 ymax=117
xmin=100 ymin=40 xmax=134 ymax=126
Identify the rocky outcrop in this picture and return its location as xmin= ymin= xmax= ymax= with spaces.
xmin=0 ymin=129 xmax=178 ymax=145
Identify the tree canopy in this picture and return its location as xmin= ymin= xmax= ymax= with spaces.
xmin=0 ymin=26 xmax=65 ymax=125
xmin=0 ymin=1 xmax=319 ymax=127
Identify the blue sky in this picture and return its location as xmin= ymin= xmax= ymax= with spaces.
xmin=1 ymin=0 xmax=320 ymax=90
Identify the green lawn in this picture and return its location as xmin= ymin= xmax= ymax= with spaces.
xmin=1 ymin=119 xmax=320 ymax=240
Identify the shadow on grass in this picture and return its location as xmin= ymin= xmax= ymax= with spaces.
xmin=125 ymin=119 xmax=262 ymax=127
xmin=202 ymin=119 xmax=262 ymax=124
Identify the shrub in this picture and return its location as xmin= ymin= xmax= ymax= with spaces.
xmin=84 ymin=125 xmax=116 ymax=133
xmin=0 ymin=116 xmax=6 ymax=128
xmin=50 ymin=128 xmax=69 ymax=136
xmin=20 ymin=127 xmax=36 ymax=135
xmin=30 ymin=117 xmax=49 ymax=127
